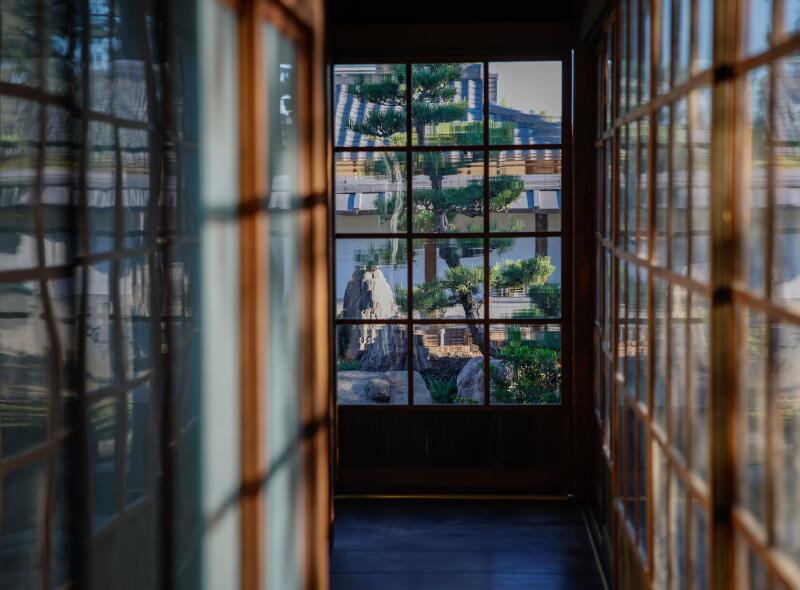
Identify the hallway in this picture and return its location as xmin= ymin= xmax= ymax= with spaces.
xmin=331 ymin=500 xmax=605 ymax=590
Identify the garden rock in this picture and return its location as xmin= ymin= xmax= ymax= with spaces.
xmin=456 ymin=356 xmax=507 ymax=403
xmin=337 ymin=370 xmax=432 ymax=404
xmin=367 ymin=378 xmax=391 ymax=402
xmin=340 ymin=267 xmax=398 ymax=320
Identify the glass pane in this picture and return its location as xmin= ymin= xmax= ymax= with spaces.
xmin=44 ymin=0 xmax=71 ymax=96
xmin=489 ymin=150 xmax=562 ymax=232
xmin=637 ymin=268 xmax=649 ymax=405
xmin=90 ymin=397 xmax=118 ymax=530
xmin=89 ymin=0 xmax=113 ymax=113
xmin=625 ymin=407 xmax=636 ymax=524
xmin=691 ymin=502 xmax=709 ymax=590
xmin=334 ymin=152 xmax=407 ymax=233
xmin=740 ymin=66 xmax=770 ymax=293
xmin=605 ymin=140 xmax=613 ymax=240
xmin=413 ymin=63 xmax=483 ymax=146
xmin=638 ymin=420 xmax=648 ymax=557
xmin=690 ymin=87 xmax=712 ymax=283
xmin=411 ymin=238 xmax=485 ymax=319
xmin=675 ymin=0 xmax=691 ymax=85
xmin=606 ymin=28 xmax=614 ymax=130
xmin=628 ymin=0 xmax=638 ymax=110
xmin=658 ymin=0 xmax=672 ymax=94
xmin=619 ymin=125 xmax=628 ymax=247
xmin=642 ymin=0 xmax=651 ymax=103
xmin=653 ymin=443 xmax=669 ymax=588
xmin=638 ymin=118 xmax=649 ymax=257
xmin=489 ymin=237 xmax=561 ymax=320
xmin=625 ymin=264 xmax=639 ymax=398
xmin=627 ymin=121 xmax=638 ymax=253
xmin=697 ymin=0 xmax=714 ymax=71
xmin=84 ymin=261 xmax=116 ymax=391
xmin=738 ymin=307 xmax=767 ymax=521
xmin=773 ymin=55 xmax=800 ymax=312
xmin=618 ymin=260 xmax=628 ymax=372
xmin=489 ymin=324 xmax=561 ymax=404
xmin=112 ymin=1 xmax=149 ymax=122
xmin=669 ymin=474 xmax=688 ymax=590
xmin=126 ymin=383 xmax=150 ymax=505
xmin=0 ymin=96 xmax=40 ymax=271
xmin=87 ymin=121 xmax=117 ymax=254
xmin=654 ymin=277 xmax=668 ymax=429
xmin=787 ymin=0 xmax=800 ymax=35
xmin=743 ymin=0 xmax=773 ymax=56
xmin=620 ymin=0 xmax=628 ymax=114
xmin=0 ymin=282 xmax=50 ymax=458
xmin=334 ymin=64 xmax=406 ymax=148
xmin=672 ymin=98 xmax=689 ymax=275
xmin=0 ymin=0 xmax=40 ymax=86
xmin=689 ymin=296 xmax=710 ymax=481
xmin=413 ymin=324 xmax=484 ymax=405
xmin=412 ymin=150 xmax=483 ymax=232
xmin=119 ymin=256 xmax=152 ymax=378
xmin=336 ymin=238 xmax=407 ymax=320
xmin=489 ymin=61 xmax=562 ymax=145
xmin=774 ymin=322 xmax=800 ymax=561
xmin=120 ymin=127 xmax=150 ymax=248
xmin=336 ymin=324 xmax=409 ymax=405
xmin=670 ymin=286 xmax=687 ymax=456
xmin=0 ymin=461 xmax=46 ymax=588
xmin=655 ymin=106 xmax=670 ymax=267
xmin=42 ymin=107 xmax=75 ymax=268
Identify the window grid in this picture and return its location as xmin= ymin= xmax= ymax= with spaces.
xmin=333 ymin=59 xmax=569 ymax=407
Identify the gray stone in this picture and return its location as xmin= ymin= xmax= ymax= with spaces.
xmin=340 ymin=267 xmax=398 ymax=320
xmin=336 ymin=370 xmax=432 ymax=405
xmin=456 ymin=356 xmax=507 ymax=403
xmin=367 ymin=378 xmax=391 ymax=403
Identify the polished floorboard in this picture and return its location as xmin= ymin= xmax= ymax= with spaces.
xmin=330 ymin=499 xmax=606 ymax=590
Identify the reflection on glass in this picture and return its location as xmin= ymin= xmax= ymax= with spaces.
xmin=0 ymin=282 xmax=49 ymax=458
xmin=619 ymin=125 xmax=628 ymax=247
xmin=112 ymin=2 xmax=148 ymax=122
xmin=336 ymin=324 xmax=408 ymax=405
xmin=84 ymin=262 xmax=115 ymax=391
xmin=119 ymin=256 xmax=151 ymax=378
xmin=741 ymin=67 xmax=770 ymax=293
xmin=488 ymin=62 xmax=561 ymax=145
xmin=672 ymin=98 xmax=689 ymax=275
xmin=642 ymin=0 xmax=651 ymax=104
xmin=87 ymin=121 xmax=116 ymax=253
xmin=44 ymin=1 xmax=71 ymax=96
xmin=0 ymin=461 xmax=45 ymax=588
xmin=89 ymin=0 xmax=113 ymax=113
xmin=90 ymin=397 xmax=118 ymax=530
xmin=413 ymin=324 xmax=483 ymax=405
xmin=637 ymin=268 xmax=649 ymax=405
xmin=655 ymin=106 xmax=669 ymax=266
xmin=335 ymin=152 xmax=407 ymax=233
xmin=653 ymin=443 xmax=669 ymax=588
xmin=775 ymin=322 xmax=800 ymax=561
xmin=743 ymin=0 xmax=772 ymax=56
xmin=773 ymin=56 xmax=800 ymax=312
xmin=412 ymin=150 xmax=483 ymax=232
xmin=44 ymin=107 xmax=74 ymax=267
xmin=120 ymin=128 xmax=150 ymax=248
xmin=489 ymin=150 xmax=562 ymax=232
xmin=738 ymin=307 xmax=767 ymax=521
xmin=0 ymin=96 xmax=39 ymax=271
xmin=627 ymin=121 xmax=638 ymax=253
xmin=336 ymin=238 xmax=407 ymax=320
xmin=411 ymin=238 xmax=485 ymax=319
xmin=334 ymin=64 xmax=406 ymax=148
xmin=617 ymin=260 xmax=628 ymax=372
xmin=638 ymin=118 xmax=649 ymax=257
xmin=605 ymin=140 xmax=613 ymax=239
xmin=126 ymin=383 xmax=149 ymax=505
xmin=625 ymin=407 xmax=636 ymax=525
xmin=413 ymin=63 xmax=483 ymax=146
xmin=697 ymin=0 xmax=713 ymax=71
xmin=675 ymin=0 xmax=691 ymax=85
xmin=689 ymin=296 xmax=710 ymax=480
xmin=654 ymin=277 xmax=668 ymax=429
xmin=489 ymin=324 xmax=561 ymax=405
xmin=489 ymin=237 xmax=560 ymax=320
xmin=670 ymin=286 xmax=687 ymax=457
xmin=737 ymin=536 xmax=769 ymax=589
xmin=658 ymin=0 xmax=672 ymax=94
xmin=625 ymin=265 xmax=638 ymax=396
xmin=670 ymin=475 xmax=688 ymax=590
xmin=629 ymin=0 xmax=639 ymax=109
xmin=692 ymin=502 xmax=709 ymax=590
xmin=788 ymin=0 xmax=800 ymax=34
xmin=0 ymin=0 xmax=39 ymax=87
xmin=691 ymin=88 xmax=712 ymax=282
xmin=638 ymin=420 xmax=648 ymax=556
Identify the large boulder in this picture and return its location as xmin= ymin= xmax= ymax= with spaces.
xmin=340 ymin=267 xmax=398 ymax=320
xmin=359 ymin=325 xmax=431 ymax=372
xmin=456 ymin=356 xmax=507 ymax=403
xmin=337 ymin=370 xmax=432 ymax=404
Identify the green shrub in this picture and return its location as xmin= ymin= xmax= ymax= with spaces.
xmin=490 ymin=255 xmax=555 ymax=290
xmin=425 ymin=376 xmax=459 ymax=404
xmin=490 ymin=327 xmax=561 ymax=404
xmin=337 ymin=358 xmax=362 ymax=371
xmin=527 ymin=284 xmax=561 ymax=317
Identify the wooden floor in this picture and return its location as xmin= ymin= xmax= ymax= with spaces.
xmin=330 ymin=499 xmax=606 ymax=590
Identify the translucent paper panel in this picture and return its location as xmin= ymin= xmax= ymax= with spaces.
xmin=0 ymin=97 xmax=39 ymax=271
xmin=336 ymin=238 xmax=408 ymax=320
xmin=743 ymin=0 xmax=773 ymax=56
xmin=773 ymin=56 xmax=800 ymax=312
xmin=334 ymin=64 xmax=406 ymax=147
xmin=489 ymin=238 xmax=561 ymax=320
xmin=489 ymin=324 xmax=561 ymax=404
xmin=690 ymin=88 xmax=712 ymax=283
xmin=670 ymin=286 xmax=688 ymax=457
xmin=740 ymin=67 xmax=770 ymax=293
xmin=335 ymin=152 xmax=407 ymax=233
xmin=0 ymin=282 xmax=49 ymax=458
xmin=90 ymin=397 xmax=118 ymax=531
xmin=775 ymin=322 xmax=800 ymax=561
xmin=489 ymin=150 xmax=562 ymax=232
xmin=0 ymin=461 xmax=46 ymax=588
xmin=488 ymin=61 xmax=562 ymax=145
xmin=412 ymin=151 xmax=483 ymax=232
xmin=413 ymin=324 xmax=484 ymax=405
xmin=413 ymin=63 xmax=483 ymax=146
xmin=336 ymin=324 xmax=408 ymax=405
xmin=411 ymin=238 xmax=485 ymax=319
xmin=738 ymin=307 xmax=767 ymax=521
xmin=672 ymin=98 xmax=689 ymax=275
xmin=655 ymin=106 xmax=670 ymax=267
xmin=689 ymin=296 xmax=710 ymax=481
